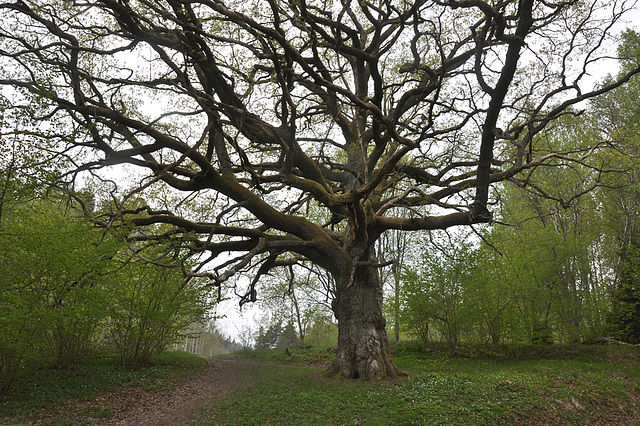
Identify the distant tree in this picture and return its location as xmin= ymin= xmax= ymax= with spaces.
xmin=400 ymin=237 xmax=477 ymax=354
xmin=257 ymin=263 xmax=333 ymax=346
xmin=465 ymin=242 xmax=518 ymax=345
xmin=277 ymin=320 xmax=298 ymax=349
xmin=609 ymin=244 xmax=640 ymax=343
xmin=176 ymin=321 xmax=242 ymax=356
xmin=591 ymin=30 xmax=640 ymax=341
xmin=377 ymin=224 xmax=416 ymax=343
xmin=1 ymin=0 xmax=638 ymax=379
xmin=255 ymin=319 xmax=283 ymax=350
xmin=304 ymin=312 xmax=339 ymax=348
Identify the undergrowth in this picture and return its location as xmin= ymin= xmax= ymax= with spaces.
xmin=0 ymin=350 xmax=206 ymax=424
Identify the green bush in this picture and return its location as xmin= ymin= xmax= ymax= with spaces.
xmin=0 ymin=199 xmax=118 ymax=385
xmin=105 ymin=260 xmax=211 ymax=368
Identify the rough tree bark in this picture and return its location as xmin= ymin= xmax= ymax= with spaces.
xmin=328 ymin=253 xmax=403 ymax=380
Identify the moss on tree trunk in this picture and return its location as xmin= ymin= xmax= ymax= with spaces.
xmin=326 ymin=262 xmax=404 ymax=380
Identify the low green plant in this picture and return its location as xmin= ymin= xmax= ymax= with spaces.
xmin=78 ymin=403 xmax=114 ymax=419
xmin=0 ymin=199 xmax=121 ymax=389
xmin=3 ymin=344 xmax=640 ymax=425
xmin=200 ymin=344 xmax=640 ymax=425
xmin=0 ymin=351 xmax=205 ymax=424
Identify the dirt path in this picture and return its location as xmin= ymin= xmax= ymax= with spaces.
xmin=80 ymin=355 xmax=263 ymax=426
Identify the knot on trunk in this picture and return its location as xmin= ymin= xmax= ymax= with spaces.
xmin=367 ymin=312 xmax=386 ymax=329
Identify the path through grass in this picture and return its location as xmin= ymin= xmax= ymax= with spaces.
xmin=198 ymin=344 xmax=640 ymax=425
xmin=2 ymin=344 xmax=640 ymax=425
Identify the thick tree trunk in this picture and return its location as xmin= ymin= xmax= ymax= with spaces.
xmin=326 ymin=262 xmax=404 ymax=380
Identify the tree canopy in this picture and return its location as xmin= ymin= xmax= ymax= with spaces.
xmin=1 ymin=0 xmax=638 ymax=379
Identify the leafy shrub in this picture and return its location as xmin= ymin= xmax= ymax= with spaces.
xmin=0 ymin=199 xmax=117 ymax=384
xmin=105 ymin=260 xmax=211 ymax=368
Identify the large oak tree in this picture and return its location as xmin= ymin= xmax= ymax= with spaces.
xmin=1 ymin=0 xmax=638 ymax=379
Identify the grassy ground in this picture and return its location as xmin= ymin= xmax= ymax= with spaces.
xmin=2 ymin=343 xmax=640 ymax=425
xmin=0 ymin=350 xmax=207 ymax=424
xmin=200 ymin=343 xmax=640 ymax=425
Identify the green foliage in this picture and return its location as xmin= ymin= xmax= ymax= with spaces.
xmin=255 ymin=321 xmax=284 ymax=350
xmin=278 ymin=320 xmax=298 ymax=348
xmin=176 ymin=321 xmax=245 ymax=357
xmin=0 ymin=198 xmax=119 ymax=393
xmin=400 ymin=236 xmax=480 ymax=353
xmin=488 ymin=193 xmax=609 ymax=344
xmin=255 ymin=263 xmax=335 ymax=347
xmin=609 ymin=244 xmax=640 ymax=343
xmin=105 ymin=259 xmax=211 ymax=368
xmin=0 ymin=187 xmax=216 ymax=394
xmin=398 ymin=163 xmax=611 ymax=348
xmin=463 ymin=242 xmax=521 ymax=345
xmin=302 ymin=313 xmax=338 ymax=348
xmin=589 ymin=30 xmax=640 ymax=341
xmin=255 ymin=318 xmax=299 ymax=350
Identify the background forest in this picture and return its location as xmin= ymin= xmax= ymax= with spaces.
xmin=1 ymin=0 xmax=640 ymax=398
xmin=393 ymin=30 xmax=640 ymax=352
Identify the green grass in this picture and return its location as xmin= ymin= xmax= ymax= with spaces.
xmin=0 ymin=350 xmax=206 ymax=424
xmin=199 ymin=343 xmax=640 ymax=425
xmin=3 ymin=344 xmax=640 ymax=425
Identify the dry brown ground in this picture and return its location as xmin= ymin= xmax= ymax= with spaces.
xmin=75 ymin=354 xmax=263 ymax=426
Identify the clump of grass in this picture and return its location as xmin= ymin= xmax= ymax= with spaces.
xmin=77 ymin=403 xmax=114 ymax=419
